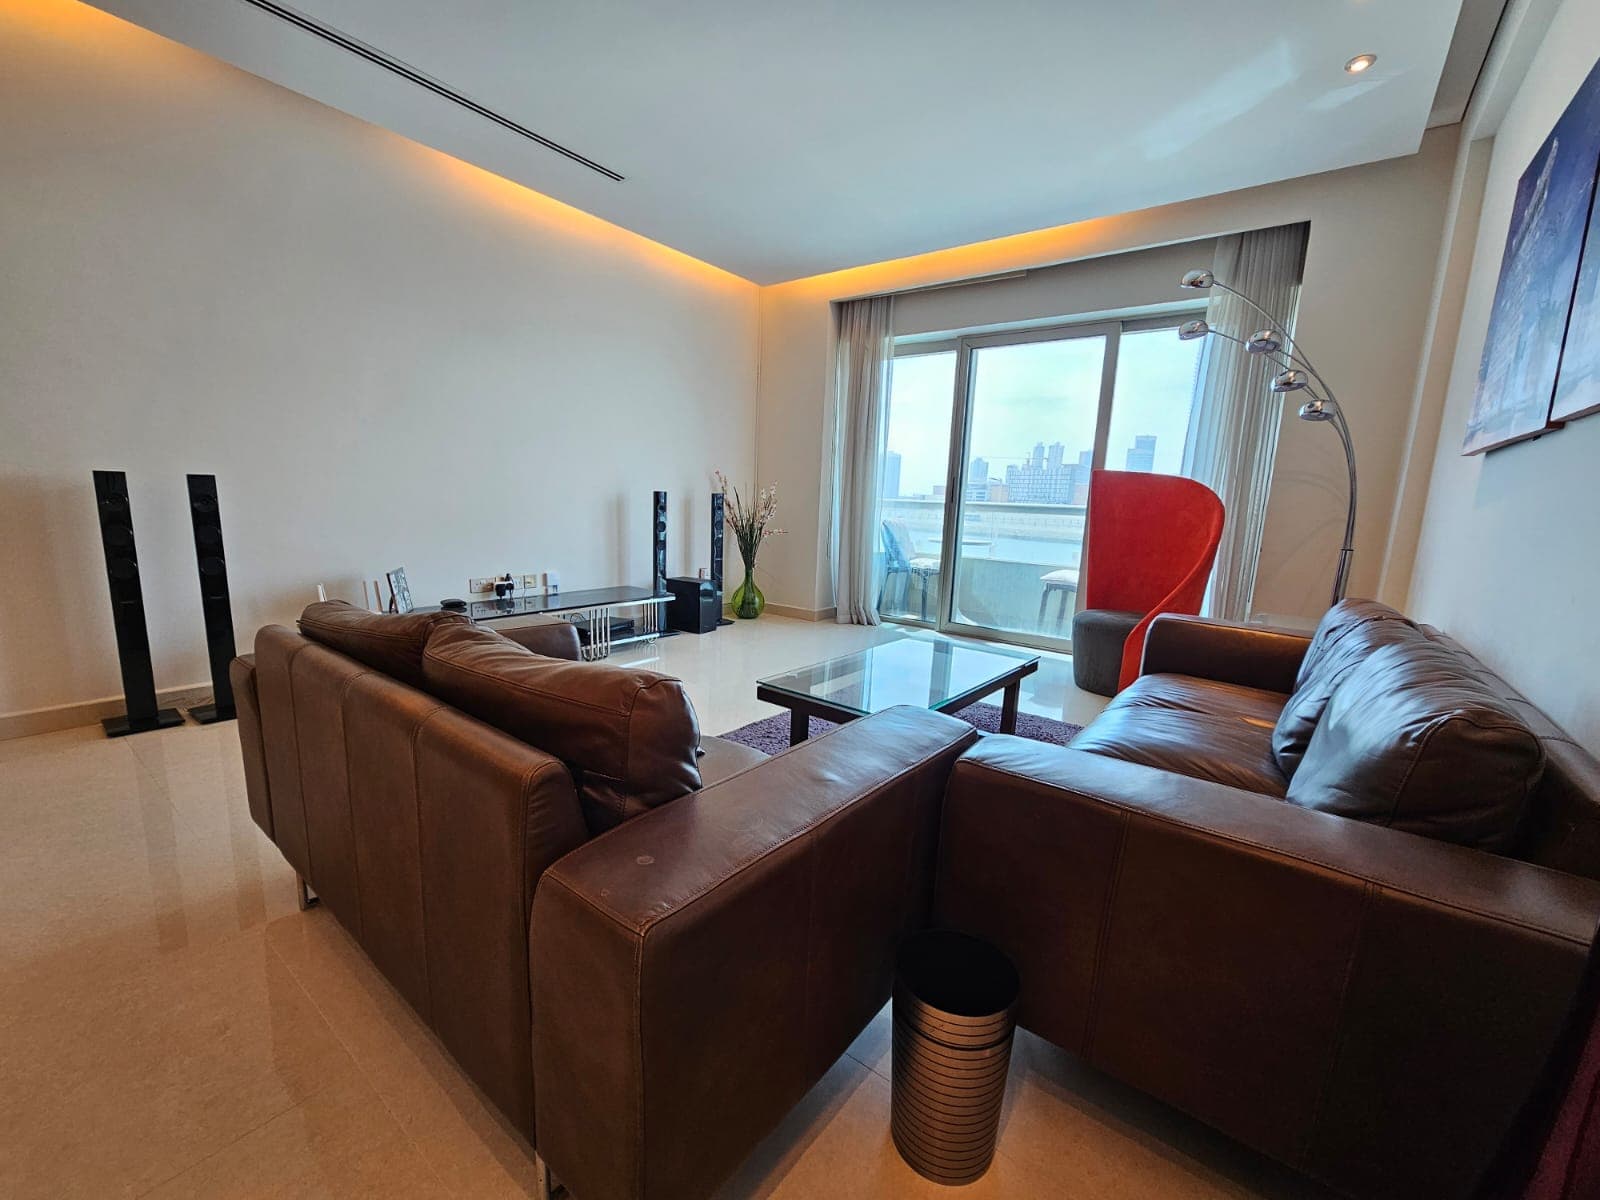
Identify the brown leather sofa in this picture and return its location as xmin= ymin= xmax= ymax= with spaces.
xmin=232 ymin=601 xmax=977 ymax=1200
xmin=935 ymin=600 xmax=1600 ymax=1200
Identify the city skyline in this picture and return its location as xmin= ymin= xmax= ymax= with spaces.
xmin=886 ymin=434 xmax=1161 ymax=502
xmin=880 ymin=327 xmax=1202 ymax=499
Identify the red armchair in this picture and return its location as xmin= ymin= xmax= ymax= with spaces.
xmin=1071 ymin=469 xmax=1224 ymax=695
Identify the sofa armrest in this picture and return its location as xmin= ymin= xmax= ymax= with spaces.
xmin=935 ymin=737 xmax=1600 ymax=1199
xmin=1140 ymin=613 xmax=1309 ymax=694
xmin=529 ymin=707 xmax=977 ymax=1200
xmin=230 ymin=654 xmax=273 ymax=838
xmin=497 ymin=616 xmax=582 ymax=660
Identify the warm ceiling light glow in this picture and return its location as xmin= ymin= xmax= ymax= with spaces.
xmin=1344 ymin=53 xmax=1377 ymax=74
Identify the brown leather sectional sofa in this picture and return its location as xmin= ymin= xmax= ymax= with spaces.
xmin=233 ymin=601 xmax=977 ymax=1200
xmin=234 ymin=598 xmax=1600 ymax=1200
xmin=938 ymin=601 xmax=1600 ymax=1199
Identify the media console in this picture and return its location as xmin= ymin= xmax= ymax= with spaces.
xmin=419 ymin=586 xmax=670 ymax=660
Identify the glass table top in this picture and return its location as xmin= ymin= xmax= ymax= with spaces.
xmin=757 ymin=636 xmax=1039 ymax=716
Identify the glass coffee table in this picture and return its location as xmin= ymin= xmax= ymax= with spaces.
xmin=756 ymin=636 xmax=1041 ymax=746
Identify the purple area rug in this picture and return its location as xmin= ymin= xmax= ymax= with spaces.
xmin=719 ymin=702 xmax=1082 ymax=755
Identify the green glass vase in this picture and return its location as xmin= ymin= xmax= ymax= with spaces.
xmin=730 ymin=560 xmax=765 ymax=619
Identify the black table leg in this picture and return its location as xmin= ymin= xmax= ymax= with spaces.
xmin=999 ymin=682 xmax=1020 ymax=735
xmin=789 ymin=707 xmax=809 ymax=745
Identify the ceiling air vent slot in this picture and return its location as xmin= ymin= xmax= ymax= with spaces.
xmin=235 ymin=0 xmax=624 ymax=181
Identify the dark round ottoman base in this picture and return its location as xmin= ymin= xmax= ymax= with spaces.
xmin=1071 ymin=608 xmax=1142 ymax=696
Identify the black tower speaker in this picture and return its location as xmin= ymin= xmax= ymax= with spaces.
xmin=710 ymin=492 xmax=725 ymax=591
xmin=711 ymin=491 xmax=732 ymax=626
xmin=185 ymin=474 xmax=237 ymax=724
xmin=93 ymin=470 xmax=182 ymax=737
xmin=651 ymin=490 xmax=669 ymax=594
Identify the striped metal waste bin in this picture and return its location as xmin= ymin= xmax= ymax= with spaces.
xmin=890 ymin=930 xmax=1019 ymax=1185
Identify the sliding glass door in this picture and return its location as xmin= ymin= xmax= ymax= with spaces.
xmin=879 ymin=313 xmax=1203 ymax=652
xmin=943 ymin=325 xmax=1113 ymax=643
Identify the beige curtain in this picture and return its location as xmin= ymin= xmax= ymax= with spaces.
xmin=1182 ymin=224 xmax=1307 ymax=621
xmin=832 ymin=296 xmax=895 ymax=625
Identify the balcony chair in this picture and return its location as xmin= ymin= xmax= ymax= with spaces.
xmin=1036 ymin=566 xmax=1079 ymax=632
xmin=1071 ymin=469 xmax=1223 ymax=696
xmin=879 ymin=518 xmax=940 ymax=619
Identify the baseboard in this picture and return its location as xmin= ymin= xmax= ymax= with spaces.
xmin=762 ymin=604 xmax=837 ymax=622
xmin=0 ymin=682 xmax=214 ymax=742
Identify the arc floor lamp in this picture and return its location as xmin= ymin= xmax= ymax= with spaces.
xmin=1177 ymin=268 xmax=1357 ymax=604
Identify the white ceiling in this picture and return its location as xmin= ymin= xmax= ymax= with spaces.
xmin=90 ymin=0 xmax=1477 ymax=283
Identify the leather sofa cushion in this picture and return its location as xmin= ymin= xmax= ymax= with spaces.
xmin=1273 ymin=599 xmax=1419 ymax=778
xmin=421 ymin=621 xmax=702 ymax=832
xmin=1071 ymin=677 xmax=1289 ymax=796
xmin=1114 ymin=671 xmax=1286 ymax=728
xmin=298 ymin=600 xmax=467 ymax=690
xmin=697 ymin=735 xmax=768 ymax=786
xmin=1287 ymin=639 xmax=1544 ymax=849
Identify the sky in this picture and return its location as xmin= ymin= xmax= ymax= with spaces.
xmin=884 ymin=328 xmax=1203 ymax=498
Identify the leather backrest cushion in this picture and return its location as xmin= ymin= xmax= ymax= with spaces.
xmin=1273 ymin=601 xmax=1421 ymax=777
xmin=298 ymin=600 xmax=467 ymax=690
xmin=1293 ymin=599 xmax=1416 ymax=691
xmin=1286 ymin=638 xmax=1544 ymax=850
xmin=421 ymin=621 xmax=702 ymax=831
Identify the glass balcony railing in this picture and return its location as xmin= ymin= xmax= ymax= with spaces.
xmin=876 ymin=497 xmax=1085 ymax=639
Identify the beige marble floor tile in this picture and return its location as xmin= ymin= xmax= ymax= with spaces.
xmin=848 ymin=1002 xmax=1332 ymax=1200
xmin=712 ymin=1052 xmax=1055 ymax=1200
xmin=0 ymin=927 xmax=357 ymax=1199
xmin=139 ymin=1071 xmax=451 ymax=1200
xmin=992 ymin=1031 xmax=1333 ymax=1200
xmin=0 ymin=722 xmax=125 ymax=765
xmin=0 ymin=763 xmax=298 ymax=995
xmin=264 ymin=909 xmax=544 ymax=1198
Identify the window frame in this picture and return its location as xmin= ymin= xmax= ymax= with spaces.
xmin=881 ymin=305 xmax=1204 ymax=654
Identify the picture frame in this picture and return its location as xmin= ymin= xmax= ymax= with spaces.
xmin=1463 ymin=55 xmax=1600 ymax=455
xmin=1552 ymin=64 xmax=1600 ymax=425
xmin=386 ymin=567 xmax=413 ymax=614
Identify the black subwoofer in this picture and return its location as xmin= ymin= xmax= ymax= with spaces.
xmin=665 ymin=576 xmax=719 ymax=634
xmin=185 ymin=473 xmax=237 ymax=724
xmin=93 ymin=470 xmax=182 ymax=737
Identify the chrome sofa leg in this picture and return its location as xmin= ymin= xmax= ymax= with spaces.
xmin=534 ymin=1152 xmax=560 ymax=1198
xmin=295 ymin=873 xmax=319 ymax=911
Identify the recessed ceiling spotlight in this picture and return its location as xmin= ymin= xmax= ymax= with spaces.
xmin=1345 ymin=53 xmax=1378 ymax=74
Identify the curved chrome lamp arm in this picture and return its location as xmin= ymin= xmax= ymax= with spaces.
xmin=1182 ymin=270 xmax=1358 ymax=605
xmin=1201 ymin=327 xmax=1300 ymax=377
xmin=1319 ymin=396 xmax=1358 ymax=603
xmin=1205 ymin=279 xmax=1328 ymax=381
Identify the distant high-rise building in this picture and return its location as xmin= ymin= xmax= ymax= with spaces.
xmin=882 ymin=450 xmax=902 ymax=499
xmin=965 ymin=456 xmax=991 ymax=501
xmin=1003 ymin=445 xmax=1095 ymax=504
xmin=1125 ymin=435 xmax=1157 ymax=473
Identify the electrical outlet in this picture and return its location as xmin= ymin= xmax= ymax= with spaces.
xmin=469 ymin=577 xmax=495 ymax=595
xmin=520 ymin=574 xmax=541 ymax=591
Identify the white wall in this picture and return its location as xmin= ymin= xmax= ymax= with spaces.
xmin=0 ymin=2 xmax=758 ymax=722
xmin=755 ymin=132 xmax=1459 ymax=620
xmin=1408 ymin=0 xmax=1600 ymax=747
